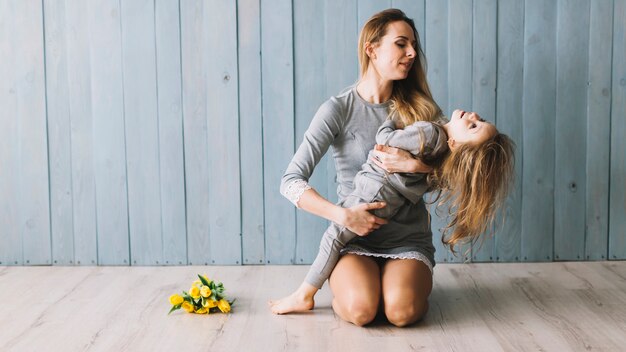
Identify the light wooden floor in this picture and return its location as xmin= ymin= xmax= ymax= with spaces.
xmin=1 ymin=262 xmax=625 ymax=352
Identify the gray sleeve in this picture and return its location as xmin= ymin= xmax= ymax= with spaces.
xmin=374 ymin=119 xmax=399 ymax=145
xmin=279 ymin=99 xmax=344 ymax=198
xmin=428 ymin=123 xmax=449 ymax=158
xmin=376 ymin=120 xmax=437 ymax=156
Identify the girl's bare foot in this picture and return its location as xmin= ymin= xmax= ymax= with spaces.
xmin=269 ymin=282 xmax=318 ymax=314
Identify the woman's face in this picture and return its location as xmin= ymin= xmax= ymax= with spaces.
xmin=369 ymin=21 xmax=417 ymax=81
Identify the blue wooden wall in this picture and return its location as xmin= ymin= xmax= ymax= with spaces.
xmin=0 ymin=0 xmax=624 ymax=266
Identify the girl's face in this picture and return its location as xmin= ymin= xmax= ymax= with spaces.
xmin=368 ymin=21 xmax=417 ymax=81
xmin=445 ymin=109 xmax=497 ymax=149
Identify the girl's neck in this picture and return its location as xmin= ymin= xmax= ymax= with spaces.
xmin=442 ymin=122 xmax=451 ymax=136
xmin=356 ymin=70 xmax=393 ymax=104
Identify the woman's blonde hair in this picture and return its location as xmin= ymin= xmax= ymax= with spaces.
xmin=428 ymin=132 xmax=516 ymax=254
xmin=358 ymin=9 xmax=442 ymax=127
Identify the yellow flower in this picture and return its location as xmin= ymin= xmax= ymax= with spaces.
xmin=200 ymin=285 xmax=211 ymax=298
xmin=200 ymin=274 xmax=210 ymax=283
xmin=204 ymin=299 xmax=218 ymax=308
xmin=193 ymin=279 xmax=202 ymax=286
xmin=189 ymin=285 xmax=201 ymax=299
xmin=169 ymin=294 xmax=184 ymax=306
xmin=195 ymin=307 xmax=208 ymax=314
xmin=217 ymin=299 xmax=231 ymax=313
xmin=181 ymin=301 xmax=194 ymax=313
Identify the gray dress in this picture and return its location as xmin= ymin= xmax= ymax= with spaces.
xmin=280 ymin=86 xmax=443 ymax=288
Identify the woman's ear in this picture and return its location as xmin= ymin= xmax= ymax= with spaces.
xmin=447 ymin=138 xmax=456 ymax=150
xmin=365 ymin=42 xmax=376 ymax=59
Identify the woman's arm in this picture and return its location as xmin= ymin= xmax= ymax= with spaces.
xmin=281 ymin=99 xmax=387 ymax=236
xmin=296 ymin=188 xmax=387 ymax=236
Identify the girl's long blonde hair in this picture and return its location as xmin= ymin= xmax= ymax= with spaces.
xmin=358 ymin=9 xmax=442 ymax=127
xmin=428 ymin=133 xmax=516 ymax=254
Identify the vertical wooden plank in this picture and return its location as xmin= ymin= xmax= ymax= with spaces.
xmin=262 ymin=0 xmax=295 ymax=264
xmin=155 ymin=0 xmax=187 ymax=266
xmin=521 ymin=0 xmax=557 ymax=262
xmin=181 ymin=0 xmax=242 ymax=265
xmin=609 ymin=0 xmax=626 ymax=260
xmin=44 ymin=0 xmax=74 ymax=266
xmin=585 ymin=0 xmax=613 ymax=260
xmin=448 ymin=0 xmax=473 ymax=111
xmin=181 ymin=0 xmax=210 ymax=265
xmin=554 ymin=0 xmax=589 ymax=261
xmin=446 ymin=0 xmax=473 ymax=263
xmin=121 ymin=0 xmax=163 ymax=266
xmin=89 ymin=0 xmax=130 ymax=265
xmin=325 ymin=0 xmax=358 ymax=206
xmin=293 ymin=0 xmax=328 ymax=264
xmin=495 ymin=0 xmax=524 ymax=262
xmin=238 ymin=0 xmax=265 ymax=265
xmin=206 ymin=0 xmax=241 ymax=264
xmin=14 ymin=0 xmax=52 ymax=265
xmin=67 ymin=1 xmax=98 ymax=266
xmin=358 ymin=0 xmax=391 ymax=31
xmin=44 ymin=0 xmax=80 ymax=265
xmin=0 ymin=1 xmax=22 ymax=266
xmin=471 ymin=0 xmax=497 ymax=262
xmin=424 ymin=0 xmax=448 ymax=110
xmin=424 ymin=0 xmax=448 ymax=263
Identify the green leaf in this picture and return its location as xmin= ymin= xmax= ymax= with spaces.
xmin=198 ymin=274 xmax=210 ymax=287
xmin=168 ymin=305 xmax=181 ymax=315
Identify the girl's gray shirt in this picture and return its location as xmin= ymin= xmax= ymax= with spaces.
xmin=280 ymin=85 xmax=437 ymax=261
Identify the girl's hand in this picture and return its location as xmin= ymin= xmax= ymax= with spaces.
xmin=370 ymin=144 xmax=433 ymax=174
xmin=340 ymin=202 xmax=388 ymax=236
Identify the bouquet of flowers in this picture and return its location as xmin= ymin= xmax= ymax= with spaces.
xmin=168 ymin=274 xmax=234 ymax=315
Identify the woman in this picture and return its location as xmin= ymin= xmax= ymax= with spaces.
xmin=273 ymin=9 xmax=442 ymax=327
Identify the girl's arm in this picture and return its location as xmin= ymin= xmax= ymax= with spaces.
xmin=376 ymin=120 xmax=433 ymax=154
xmin=374 ymin=120 xmax=445 ymax=173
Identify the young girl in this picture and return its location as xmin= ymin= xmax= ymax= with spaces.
xmin=270 ymin=107 xmax=515 ymax=314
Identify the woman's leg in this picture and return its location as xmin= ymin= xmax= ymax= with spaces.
xmin=381 ymin=259 xmax=432 ymax=327
xmin=329 ymin=254 xmax=381 ymax=326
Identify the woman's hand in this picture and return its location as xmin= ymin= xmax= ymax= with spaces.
xmin=339 ymin=202 xmax=388 ymax=236
xmin=370 ymin=144 xmax=432 ymax=174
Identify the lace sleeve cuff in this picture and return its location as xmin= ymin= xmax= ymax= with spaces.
xmin=282 ymin=179 xmax=312 ymax=208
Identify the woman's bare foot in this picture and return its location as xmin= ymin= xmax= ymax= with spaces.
xmin=269 ymin=282 xmax=318 ymax=314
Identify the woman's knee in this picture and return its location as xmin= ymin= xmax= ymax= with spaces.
xmin=329 ymin=255 xmax=381 ymax=326
xmin=384 ymin=298 xmax=428 ymax=327
xmin=346 ymin=302 xmax=378 ymax=327
xmin=335 ymin=298 xmax=378 ymax=327
xmin=381 ymin=259 xmax=433 ymax=327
